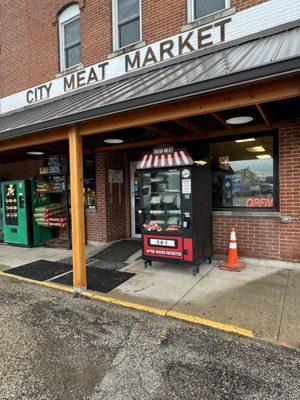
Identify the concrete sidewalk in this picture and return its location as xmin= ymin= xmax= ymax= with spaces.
xmin=0 ymin=243 xmax=299 ymax=349
xmin=118 ymin=260 xmax=300 ymax=348
xmin=0 ymin=242 xmax=106 ymax=270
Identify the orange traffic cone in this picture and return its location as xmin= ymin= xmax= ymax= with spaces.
xmin=219 ymin=227 xmax=246 ymax=272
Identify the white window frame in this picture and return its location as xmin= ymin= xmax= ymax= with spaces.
xmin=112 ymin=0 xmax=142 ymax=51
xmin=59 ymin=4 xmax=81 ymax=71
xmin=187 ymin=0 xmax=230 ymax=23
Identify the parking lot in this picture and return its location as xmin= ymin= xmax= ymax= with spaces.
xmin=0 ymin=275 xmax=299 ymax=400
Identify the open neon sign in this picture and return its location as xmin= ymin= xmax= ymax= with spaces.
xmin=245 ymin=198 xmax=274 ymax=207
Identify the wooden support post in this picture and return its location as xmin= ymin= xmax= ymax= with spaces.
xmin=68 ymin=124 xmax=87 ymax=294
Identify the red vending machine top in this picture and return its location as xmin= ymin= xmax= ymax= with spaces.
xmin=137 ymin=147 xmax=212 ymax=276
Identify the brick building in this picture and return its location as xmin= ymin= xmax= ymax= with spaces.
xmin=0 ymin=0 xmax=300 ymax=290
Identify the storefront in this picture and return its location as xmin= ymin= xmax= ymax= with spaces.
xmin=0 ymin=16 xmax=299 ymax=292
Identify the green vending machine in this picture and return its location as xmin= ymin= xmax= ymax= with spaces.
xmin=1 ymin=179 xmax=52 ymax=246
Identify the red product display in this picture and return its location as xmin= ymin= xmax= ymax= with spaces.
xmin=137 ymin=147 xmax=213 ymax=275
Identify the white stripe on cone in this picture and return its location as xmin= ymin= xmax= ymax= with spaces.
xmin=230 ymin=230 xmax=237 ymax=241
xmin=229 ymin=242 xmax=237 ymax=249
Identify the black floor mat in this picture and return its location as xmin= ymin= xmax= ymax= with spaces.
xmin=92 ymin=240 xmax=141 ymax=262
xmin=52 ymin=266 xmax=135 ymax=293
xmin=5 ymin=260 xmax=72 ymax=281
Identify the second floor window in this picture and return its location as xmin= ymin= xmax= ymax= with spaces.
xmin=113 ymin=0 xmax=141 ymax=50
xmin=191 ymin=0 xmax=229 ymax=21
xmin=59 ymin=4 xmax=81 ymax=71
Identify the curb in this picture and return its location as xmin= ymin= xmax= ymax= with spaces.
xmin=0 ymin=271 xmax=73 ymax=293
xmin=0 ymin=271 xmax=254 ymax=338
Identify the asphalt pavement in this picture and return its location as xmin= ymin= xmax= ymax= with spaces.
xmin=0 ymin=275 xmax=299 ymax=400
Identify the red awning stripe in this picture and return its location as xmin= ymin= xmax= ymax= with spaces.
xmin=137 ymin=150 xmax=194 ymax=169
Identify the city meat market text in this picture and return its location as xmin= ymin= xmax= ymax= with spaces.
xmin=25 ymin=18 xmax=231 ymax=105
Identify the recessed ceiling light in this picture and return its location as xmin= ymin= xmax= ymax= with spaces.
xmin=235 ymin=138 xmax=255 ymax=143
xmin=195 ymin=160 xmax=207 ymax=165
xmin=246 ymin=146 xmax=265 ymax=153
xmin=27 ymin=151 xmax=44 ymax=155
xmin=103 ymin=139 xmax=124 ymax=144
xmin=226 ymin=116 xmax=254 ymax=125
xmin=256 ymin=154 xmax=272 ymax=159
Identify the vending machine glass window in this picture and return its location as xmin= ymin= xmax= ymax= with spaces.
xmin=142 ymin=169 xmax=182 ymax=232
xmin=4 ymin=184 xmax=18 ymax=226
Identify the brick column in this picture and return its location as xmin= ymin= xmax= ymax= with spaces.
xmin=279 ymin=125 xmax=300 ymax=262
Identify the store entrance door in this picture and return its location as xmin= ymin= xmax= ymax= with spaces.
xmin=130 ymin=162 xmax=141 ymax=238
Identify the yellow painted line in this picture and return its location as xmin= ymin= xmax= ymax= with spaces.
xmin=43 ymin=280 xmax=74 ymax=293
xmin=0 ymin=271 xmax=253 ymax=338
xmin=83 ymin=290 xmax=167 ymax=316
xmin=167 ymin=310 xmax=254 ymax=337
xmin=0 ymin=271 xmax=73 ymax=293
xmin=84 ymin=290 xmax=253 ymax=337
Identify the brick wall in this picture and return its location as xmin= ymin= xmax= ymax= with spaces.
xmin=213 ymin=216 xmax=280 ymax=260
xmin=0 ymin=0 xmax=271 ymax=98
xmin=232 ymin=0 xmax=269 ymax=11
xmin=86 ymin=151 xmax=131 ymax=243
xmin=279 ymin=125 xmax=300 ymax=262
xmin=0 ymin=159 xmax=44 ymax=180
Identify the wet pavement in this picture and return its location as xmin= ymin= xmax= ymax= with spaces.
xmin=0 ymin=275 xmax=299 ymax=400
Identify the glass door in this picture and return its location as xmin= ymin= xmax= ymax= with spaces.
xmin=130 ymin=162 xmax=141 ymax=238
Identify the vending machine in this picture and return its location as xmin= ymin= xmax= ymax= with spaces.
xmin=0 ymin=179 xmax=48 ymax=246
xmin=137 ymin=147 xmax=212 ymax=275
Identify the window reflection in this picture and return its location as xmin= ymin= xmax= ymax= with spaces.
xmin=193 ymin=135 xmax=275 ymax=209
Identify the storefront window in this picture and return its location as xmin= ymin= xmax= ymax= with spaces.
xmin=198 ymin=135 xmax=276 ymax=209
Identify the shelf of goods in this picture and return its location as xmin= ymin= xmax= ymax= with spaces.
xmin=35 ymin=173 xmax=71 ymax=249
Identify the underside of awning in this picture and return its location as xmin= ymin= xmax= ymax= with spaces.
xmin=0 ymin=20 xmax=300 ymax=141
